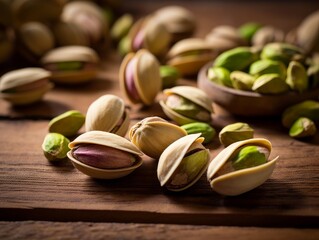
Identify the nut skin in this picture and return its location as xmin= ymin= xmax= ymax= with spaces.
xmin=219 ymin=122 xmax=254 ymax=147
xmin=289 ymin=117 xmax=317 ymax=138
xmin=181 ymin=122 xmax=216 ymax=144
xmin=286 ymin=61 xmax=308 ymax=93
xmin=42 ymin=133 xmax=70 ymax=161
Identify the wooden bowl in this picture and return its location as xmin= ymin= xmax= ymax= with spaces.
xmin=197 ymin=62 xmax=319 ymax=116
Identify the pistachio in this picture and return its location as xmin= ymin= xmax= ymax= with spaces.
xmin=207 ymin=66 xmax=232 ymax=88
xmin=238 ymin=22 xmax=262 ymax=42
xmin=49 ymin=110 xmax=85 ymax=137
xmin=160 ymin=65 xmax=180 ymax=89
xmin=213 ymin=46 xmax=259 ymax=71
xmin=289 ymin=117 xmax=317 ymax=138
xmin=219 ymin=122 xmax=254 ymax=147
xmin=129 ymin=116 xmax=187 ymax=159
xmin=286 ymin=61 xmax=308 ymax=93
xmin=181 ymin=122 xmax=216 ymax=144
xmin=282 ymin=100 xmax=319 ymax=128
xmin=111 ymin=14 xmax=133 ymax=42
xmin=231 ymin=145 xmax=268 ymax=170
xmin=42 ymin=133 xmax=70 ymax=161
xmin=252 ymin=26 xmax=285 ymax=47
xmin=118 ymin=35 xmax=131 ymax=56
xmin=230 ymin=71 xmax=255 ymax=91
xmin=252 ymin=73 xmax=290 ymax=94
xmin=249 ymin=59 xmax=286 ymax=79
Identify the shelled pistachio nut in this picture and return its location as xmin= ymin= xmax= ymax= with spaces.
xmin=289 ymin=117 xmax=317 ymax=138
xmin=249 ymin=59 xmax=286 ymax=79
xmin=282 ymin=100 xmax=319 ymax=128
xmin=160 ymin=65 xmax=180 ymax=89
xmin=157 ymin=133 xmax=210 ymax=191
xmin=230 ymin=71 xmax=256 ymax=91
xmin=118 ymin=35 xmax=131 ymax=57
xmin=129 ymin=116 xmax=187 ymax=159
xmin=181 ymin=122 xmax=216 ymax=144
xmin=214 ymin=46 xmax=259 ymax=71
xmin=207 ymin=66 xmax=232 ymax=88
xmin=153 ymin=5 xmax=196 ymax=43
xmin=252 ymin=73 xmax=290 ymax=94
xmin=160 ymin=86 xmax=213 ymax=125
xmin=219 ymin=122 xmax=254 ymax=147
xmin=41 ymin=46 xmax=99 ymax=84
xmin=85 ymin=95 xmax=130 ymax=137
xmin=49 ymin=110 xmax=85 ymax=137
xmin=111 ymin=13 xmax=133 ymax=42
xmin=119 ymin=49 xmax=161 ymax=105
xmin=207 ymin=138 xmax=278 ymax=196
xmin=42 ymin=133 xmax=70 ymax=162
xmin=166 ymin=38 xmax=215 ymax=76
xmin=238 ymin=22 xmax=262 ymax=42
xmin=67 ymin=131 xmax=143 ymax=179
xmin=252 ymin=26 xmax=285 ymax=47
xmin=128 ymin=16 xmax=171 ymax=57
xmin=0 ymin=67 xmax=53 ymax=105
xmin=0 ymin=27 xmax=14 ymax=64
xmin=286 ymin=61 xmax=308 ymax=93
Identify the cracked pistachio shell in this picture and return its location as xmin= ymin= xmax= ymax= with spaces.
xmin=282 ymin=100 xmax=319 ymax=128
xmin=119 ymin=49 xmax=161 ymax=105
xmin=252 ymin=26 xmax=285 ymax=47
xmin=129 ymin=116 xmax=187 ymax=159
xmin=85 ymin=95 xmax=130 ymax=137
xmin=230 ymin=71 xmax=255 ymax=91
xmin=41 ymin=46 xmax=99 ymax=84
xmin=160 ymin=86 xmax=213 ymax=125
xmin=219 ymin=122 xmax=254 ymax=147
xmin=0 ymin=67 xmax=53 ymax=105
xmin=252 ymin=73 xmax=290 ymax=94
xmin=42 ymin=132 xmax=70 ymax=162
xmin=207 ymin=138 xmax=278 ymax=196
xmin=249 ymin=59 xmax=286 ymax=79
xmin=286 ymin=61 xmax=308 ymax=93
xmin=166 ymin=38 xmax=215 ymax=76
xmin=49 ymin=110 xmax=85 ymax=137
xmin=67 ymin=131 xmax=143 ymax=179
xmin=157 ymin=133 xmax=210 ymax=191
xmin=289 ymin=117 xmax=317 ymax=138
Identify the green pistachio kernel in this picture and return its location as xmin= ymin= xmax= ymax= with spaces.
xmin=238 ymin=22 xmax=262 ymax=42
xmin=56 ymin=62 xmax=83 ymax=71
xmin=207 ymin=66 xmax=232 ymax=87
xmin=160 ymin=65 xmax=180 ymax=89
xmin=249 ymin=59 xmax=286 ymax=79
xmin=42 ymin=133 xmax=70 ymax=161
xmin=231 ymin=145 xmax=268 ymax=170
xmin=286 ymin=61 xmax=308 ymax=93
xmin=111 ymin=14 xmax=133 ymax=41
xmin=219 ymin=122 xmax=254 ymax=147
xmin=252 ymin=73 xmax=290 ymax=94
xmin=289 ymin=117 xmax=317 ymax=138
xmin=230 ymin=71 xmax=256 ymax=91
xmin=181 ymin=122 xmax=216 ymax=144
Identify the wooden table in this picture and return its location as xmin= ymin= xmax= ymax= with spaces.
xmin=1 ymin=1 xmax=318 ymax=239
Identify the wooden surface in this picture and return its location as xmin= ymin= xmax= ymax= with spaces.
xmin=1 ymin=0 xmax=319 ymax=239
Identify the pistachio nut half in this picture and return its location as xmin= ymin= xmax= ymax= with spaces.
xmin=289 ymin=117 xmax=317 ymax=138
xmin=0 ymin=67 xmax=53 ymax=105
xmin=219 ymin=122 xmax=254 ymax=147
xmin=207 ymin=138 xmax=278 ymax=196
xmin=181 ymin=122 xmax=216 ymax=144
xmin=129 ymin=116 xmax=187 ymax=159
xmin=41 ymin=46 xmax=99 ymax=85
xmin=166 ymin=38 xmax=215 ymax=76
xmin=85 ymin=95 xmax=130 ymax=137
xmin=119 ymin=49 xmax=161 ymax=105
xmin=157 ymin=133 xmax=210 ymax=191
xmin=160 ymin=86 xmax=213 ymax=125
xmin=67 ymin=131 xmax=143 ymax=179
xmin=42 ymin=133 xmax=70 ymax=162
xmin=286 ymin=61 xmax=308 ymax=93
xmin=49 ymin=110 xmax=85 ymax=137
xmin=252 ymin=73 xmax=290 ymax=94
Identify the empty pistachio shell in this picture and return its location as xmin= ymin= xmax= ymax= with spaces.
xmin=282 ymin=100 xmax=319 ymax=128
xmin=181 ymin=122 xmax=216 ymax=144
xmin=119 ymin=49 xmax=161 ymax=105
xmin=207 ymin=138 xmax=278 ymax=196
xmin=41 ymin=46 xmax=99 ymax=85
xmin=207 ymin=67 xmax=232 ymax=88
xmin=252 ymin=26 xmax=285 ymax=47
xmin=249 ymin=59 xmax=286 ymax=79
xmin=68 ymin=131 xmax=143 ymax=179
xmin=157 ymin=133 xmax=210 ymax=191
xmin=0 ymin=67 xmax=53 ymax=105
xmin=111 ymin=14 xmax=133 ymax=42
xmin=219 ymin=122 xmax=254 ymax=147
xmin=49 ymin=110 xmax=85 ymax=137
xmin=160 ymin=86 xmax=213 ymax=125
xmin=230 ymin=71 xmax=255 ymax=91
xmin=129 ymin=116 xmax=187 ymax=159
xmin=286 ymin=61 xmax=308 ymax=93
xmin=238 ymin=22 xmax=262 ymax=42
xmin=85 ymin=95 xmax=130 ymax=137
xmin=289 ymin=117 xmax=317 ymax=138
xmin=252 ymin=73 xmax=290 ymax=94
xmin=160 ymin=65 xmax=180 ymax=89
xmin=42 ymin=133 xmax=70 ymax=162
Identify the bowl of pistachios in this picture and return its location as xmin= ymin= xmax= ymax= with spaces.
xmin=197 ymin=43 xmax=319 ymax=116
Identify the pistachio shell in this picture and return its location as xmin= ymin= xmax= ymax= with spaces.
xmin=129 ymin=116 xmax=187 ymax=159
xmin=289 ymin=117 xmax=317 ymax=138
xmin=85 ymin=95 xmax=130 ymax=137
xmin=157 ymin=133 xmax=210 ymax=191
xmin=42 ymin=133 xmax=70 ymax=161
xmin=207 ymin=138 xmax=278 ymax=196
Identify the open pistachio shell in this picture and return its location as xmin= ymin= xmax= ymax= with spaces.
xmin=157 ymin=133 xmax=210 ymax=191
xmin=85 ymin=95 xmax=130 ymax=137
xmin=166 ymin=38 xmax=215 ymax=76
xmin=0 ymin=67 xmax=53 ymax=105
xmin=119 ymin=49 xmax=161 ymax=105
xmin=207 ymin=138 xmax=278 ymax=196
xmin=129 ymin=116 xmax=187 ymax=159
xmin=41 ymin=46 xmax=99 ymax=84
xmin=68 ymin=131 xmax=143 ymax=179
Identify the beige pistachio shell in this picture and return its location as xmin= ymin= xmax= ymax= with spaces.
xmin=129 ymin=116 xmax=187 ymax=159
xmin=207 ymin=138 xmax=278 ymax=196
xmin=85 ymin=95 xmax=130 ymax=137
xmin=119 ymin=49 xmax=161 ymax=105
xmin=157 ymin=133 xmax=210 ymax=191
xmin=68 ymin=131 xmax=143 ymax=179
